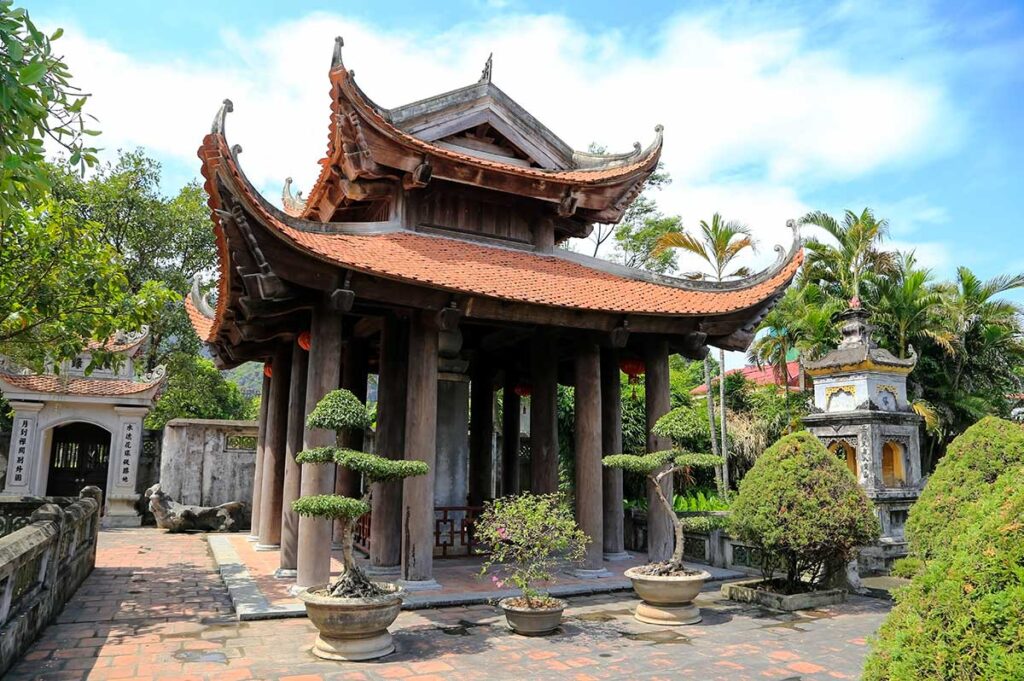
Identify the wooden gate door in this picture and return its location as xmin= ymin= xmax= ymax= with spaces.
xmin=46 ymin=422 xmax=111 ymax=497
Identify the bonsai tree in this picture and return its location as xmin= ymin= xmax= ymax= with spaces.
xmin=292 ymin=389 xmax=427 ymax=598
xmin=476 ymin=493 xmax=588 ymax=609
xmin=603 ymin=405 xmax=723 ymax=575
xmin=729 ymin=431 xmax=879 ymax=593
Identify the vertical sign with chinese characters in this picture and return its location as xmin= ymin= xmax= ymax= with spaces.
xmin=3 ymin=403 xmax=42 ymax=494
xmin=115 ymin=420 xmax=140 ymax=490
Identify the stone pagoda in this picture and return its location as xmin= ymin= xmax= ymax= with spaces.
xmin=802 ymin=302 xmax=923 ymax=572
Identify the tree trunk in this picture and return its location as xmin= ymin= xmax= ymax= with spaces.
xmin=719 ymin=347 xmax=729 ymax=495
xmin=704 ymin=357 xmax=722 ymax=494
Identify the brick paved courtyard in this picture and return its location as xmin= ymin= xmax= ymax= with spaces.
xmin=10 ymin=530 xmax=890 ymax=680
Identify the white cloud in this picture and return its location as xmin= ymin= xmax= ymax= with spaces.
xmin=47 ymin=9 xmax=954 ymax=277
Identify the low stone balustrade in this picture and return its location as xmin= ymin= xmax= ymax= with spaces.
xmin=0 ymin=487 xmax=102 ymax=674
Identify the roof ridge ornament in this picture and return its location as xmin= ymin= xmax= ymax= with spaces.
xmin=332 ymin=36 xmax=345 ymax=71
xmin=190 ymin=274 xmax=216 ymax=319
xmin=212 ymin=99 xmax=233 ymax=135
xmin=282 ymin=177 xmax=307 ymax=216
xmin=479 ymin=52 xmax=493 ymax=83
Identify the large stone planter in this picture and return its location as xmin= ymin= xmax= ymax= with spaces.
xmin=297 ymin=584 xmax=404 ymax=661
xmin=721 ymin=579 xmax=846 ymax=611
xmin=499 ymin=597 xmax=566 ymax=636
xmin=624 ymin=566 xmax=710 ymax=625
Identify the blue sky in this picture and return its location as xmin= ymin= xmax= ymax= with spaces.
xmin=33 ymin=0 xmax=1024 ymax=297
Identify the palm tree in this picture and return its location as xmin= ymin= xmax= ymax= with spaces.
xmin=654 ymin=213 xmax=757 ymax=493
xmin=800 ymin=208 xmax=896 ymax=301
xmin=868 ymin=252 xmax=942 ymax=359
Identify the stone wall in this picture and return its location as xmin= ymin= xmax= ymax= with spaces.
xmin=0 ymin=487 xmax=102 ymax=674
xmin=159 ymin=419 xmax=257 ymax=527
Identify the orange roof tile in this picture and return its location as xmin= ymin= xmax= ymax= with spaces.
xmin=184 ymin=294 xmax=216 ymax=343
xmin=0 ymin=373 xmax=163 ymax=397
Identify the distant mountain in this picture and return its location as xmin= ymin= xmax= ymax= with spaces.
xmin=224 ymin=362 xmax=263 ymax=397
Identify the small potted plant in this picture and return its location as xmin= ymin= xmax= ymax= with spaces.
xmin=603 ymin=406 xmax=723 ymax=625
xmin=724 ymin=431 xmax=880 ymax=611
xmin=476 ymin=493 xmax=588 ymax=636
xmin=291 ymin=389 xmax=428 ymax=661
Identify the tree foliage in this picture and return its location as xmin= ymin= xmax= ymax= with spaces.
xmin=0 ymin=1 xmax=98 ymax=218
xmin=729 ymin=432 xmax=879 ymax=593
xmin=144 ymin=353 xmax=250 ymax=429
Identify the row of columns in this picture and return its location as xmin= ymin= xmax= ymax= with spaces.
xmin=247 ymin=302 xmax=675 ymax=588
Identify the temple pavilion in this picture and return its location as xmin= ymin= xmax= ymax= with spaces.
xmin=185 ymin=39 xmax=803 ymax=590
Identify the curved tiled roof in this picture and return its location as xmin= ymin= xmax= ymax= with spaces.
xmin=185 ymin=294 xmax=216 ymax=343
xmin=0 ymin=372 xmax=164 ymax=397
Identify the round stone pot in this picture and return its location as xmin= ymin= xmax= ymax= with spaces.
xmin=297 ymin=584 xmax=404 ymax=661
xmin=624 ymin=567 xmax=710 ymax=625
xmin=499 ymin=597 xmax=567 ymax=636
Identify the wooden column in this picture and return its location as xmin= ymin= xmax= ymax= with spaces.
xmin=530 ymin=329 xmax=559 ymax=494
xmin=645 ymin=339 xmax=674 ymax=563
xmin=257 ymin=346 xmax=292 ymax=550
xmin=278 ymin=340 xmax=308 ymax=575
xmin=501 ymin=370 xmax=521 ymax=496
xmin=334 ymin=337 xmax=368 ymax=545
xmin=248 ymin=372 xmax=271 ymax=540
xmin=468 ymin=359 xmax=494 ymax=507
xmin=296 ymin=302 xmax=343 ymax=589
xmin=369 ymin=314 xmax=407 ymax=575
xmin=601 ymin=348 xmax=629 ymax=560
xmin=400 ymin=311 xmax=440 ymax=588
xmin=573 ymin=343 xmax=609 ymax=576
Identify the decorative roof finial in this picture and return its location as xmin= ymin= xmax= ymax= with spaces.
xmin=282 ymin=177 xmax=307 ymax=216
xmin=479 ymin=53 xmax=493 ymax=83
xmin=332 ymin=36 xmax=345 ymax=71
xmin=190 ymin=274 xmax=216 ymax=319
xmin=211 ymin=99 xmax=233 ymax=135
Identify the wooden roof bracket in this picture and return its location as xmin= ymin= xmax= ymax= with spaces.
xmin=403 ymin=161 xmax=433 ymax=190
xmin=330 ymin=272 xmax=356 ymax=312
xmin=557 ymin=188 xmax=579 ymax=217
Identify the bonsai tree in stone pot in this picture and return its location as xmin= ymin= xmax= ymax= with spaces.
xmin=291 ymin=389 xmax=428 ymax=661
xmin=724 ymin=431 xmax=880 ymax=611
xmin=476 ymin=493 xmax=588 ymax=636
xmin=603 ymin=406 xmax=723 ymax=625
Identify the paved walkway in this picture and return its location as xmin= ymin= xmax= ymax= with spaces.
xmin=11 ymin=529 xmax=890 ymax=681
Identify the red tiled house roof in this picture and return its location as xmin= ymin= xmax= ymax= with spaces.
xmin=0 ymin=372 xmax=164 ymax=397
xmin=691 ymin=360 xmax=805 ymax=395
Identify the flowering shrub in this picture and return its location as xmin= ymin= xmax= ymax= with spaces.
xmin=476 ymin=493 xmax=588 ymax=608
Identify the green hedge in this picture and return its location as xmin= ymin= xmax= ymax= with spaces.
xmin=729 ymin=431 xmax=879 ymax=592
xmin=905 ymin=416 xmax=1024 ymax=561
xmin=863 ymin=464 xmax=1024 ymax=680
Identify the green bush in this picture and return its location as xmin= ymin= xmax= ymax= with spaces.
xmin=729 ymin=431 xmax=880 ymax=593
xmin=906 ymin=416 xmax=1024 ymax=560
xmin=889 ymin=556 xmax=923 ymax=579
xmin=863 ymin=465 xmax=1024 ymax=680
xmin=306 ymin=389 xmax=373 ymax=431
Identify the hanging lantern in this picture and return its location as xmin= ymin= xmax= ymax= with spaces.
xmin=513 ymin=383 xmax=532 ymax=398
xmin=619 ymin=357 xmax=646 ymax=398
xmin=263 ymin=362 xmax=273 ymax=378
xmin=297 ymin=330 xmax=311 ymax=351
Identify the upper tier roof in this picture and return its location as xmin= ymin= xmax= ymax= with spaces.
xmin=289 ymin=38 xmax=664 ymax=224
xmin=804 ymin=307 xmax=917 ymax=377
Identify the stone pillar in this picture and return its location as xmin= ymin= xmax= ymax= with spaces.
xmin=601 ymin=348 xmax=629 ymax=560
xmin=468 ymin=360 xmax=494 ymax=506
xmin=399 ymin=311 xmax=440 ymax=590
xmin=105 ymin=406 xmax=148 ymax=527
xmin=574 ymin=343 xmax=610 ymax=577
xmin=257 ymin=347 xmax=291 ymax=550
xmin=334 ymin=337 xmax=368 ymax=546
xmin=248 ymin=373 xmax=271 ymax=540
xmin=645 ymin=339 xmax=674 ymax=562
xmin=501 ymin=370 xmax=521 ymax=496
xmin=278 ymin=340 xmax=308 ymax=577
xmin=4 ymin=402 xmax=43 ymax=495
xmin=530 ymin=329 xmax=559 ymax=494
xmin=434 ymin=376 xmax=469 ymax=507
xmin=369 ymin=314 xmax=407 ymax=576
xmin=296 ymin=302 xmax=343 ymax=589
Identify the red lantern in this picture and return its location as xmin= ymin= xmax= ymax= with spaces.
xmin=297 ymin=330 xmax=311 ymax=351
xmin=619 ymin=357 xmax=645 ymax=398
xmin=513 ymin=383 xmax=532 ymax=398
xmin=263 ymin=362 xmax=273 ymax=378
